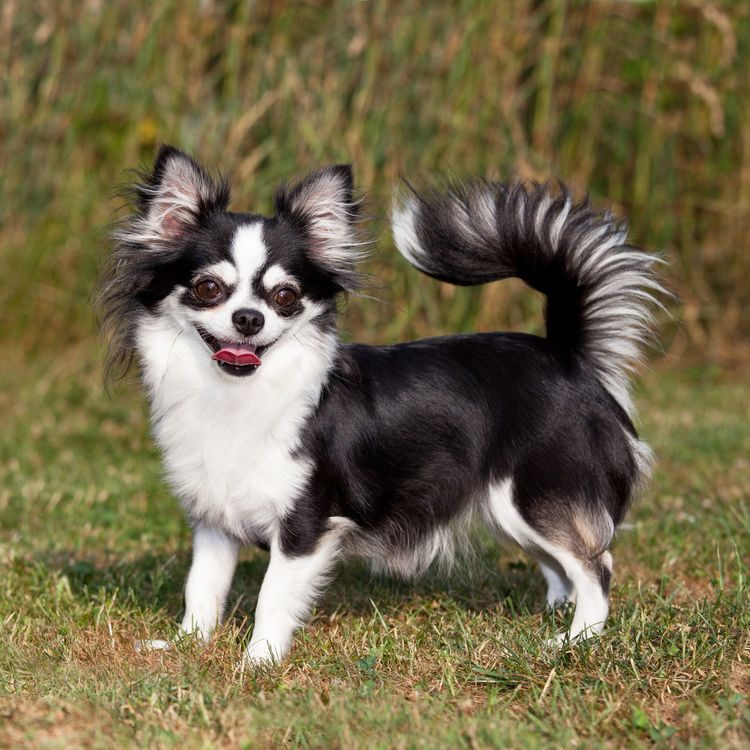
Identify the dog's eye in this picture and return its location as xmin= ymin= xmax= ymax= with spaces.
xmin=194 ymin=280 xmax=223 ymax=302
xmin=273 ymin=288 xmax=298 ymax=307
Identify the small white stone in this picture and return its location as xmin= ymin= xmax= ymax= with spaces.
xmin=134 ymin=638 xmax=172 ymax=653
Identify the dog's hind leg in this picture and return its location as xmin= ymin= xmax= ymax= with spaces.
xmin=538 ymin=559 xmax=575 ymax=610
xmin=546 ymin=549 xmax=612 ymax=645
xmin=486 ymin=478 xmax=613 ymax=644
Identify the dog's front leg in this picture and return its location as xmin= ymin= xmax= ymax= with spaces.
xmin=244 ymin=524 xmax=346 ymax=665
xmin=181 ymin=524 xmax=240 ymax=641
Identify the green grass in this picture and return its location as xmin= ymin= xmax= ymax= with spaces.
xmin=1 ymin=354 xmax=748 ymax=748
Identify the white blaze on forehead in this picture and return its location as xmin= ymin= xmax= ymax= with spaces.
xmin=262 ymin=264 xmax=296 ymax=291
xmin=198 ymin=260 xmax=238 ymax=287
xmin=231 ymin=223 xmax=268 ymax=288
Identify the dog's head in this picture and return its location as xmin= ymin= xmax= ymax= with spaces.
xmin=99 ymin=146 xmax=364 ymax=382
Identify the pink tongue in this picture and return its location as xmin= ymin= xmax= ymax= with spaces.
xmin=212 ymin=345 xmax=261 ymax=367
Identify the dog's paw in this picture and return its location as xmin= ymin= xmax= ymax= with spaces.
xmin=242 ymin=639 xmax=284 ymax=667
xmin=544 ymin=627 xmax=604 ymax=650
xmin=180 ymin=617 xmax=214 ymax=643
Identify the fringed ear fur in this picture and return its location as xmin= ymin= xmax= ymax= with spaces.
xmin=273 ymin=165 xmax=366 ymax=289
xmin=129 ymin=144 xmax=230 ymax=247
xmin=98 ymin=146 xmax=228 ymax=384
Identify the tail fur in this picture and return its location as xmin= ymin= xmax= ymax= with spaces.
xmin=392 ymin=181 xmax=665 ymax=415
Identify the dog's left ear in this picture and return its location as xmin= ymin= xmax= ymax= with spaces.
xmin=129 ymin=145 xmax=230 ymax=249
xmin=274 ymin=165 xmax=364 ymax=288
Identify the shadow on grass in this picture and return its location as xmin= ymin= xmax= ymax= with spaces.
xmin=53 ymin=540 xmax=547 ymax=629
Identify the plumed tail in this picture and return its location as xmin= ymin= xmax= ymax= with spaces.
xmin=392 ymin=181 xmax=666 ymax=415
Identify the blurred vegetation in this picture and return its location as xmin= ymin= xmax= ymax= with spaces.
xmin=2 ymin=0 xmax=748 ymax=362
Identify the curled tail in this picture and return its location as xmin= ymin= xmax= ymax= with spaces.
xmin=392 ymin=180 xmax=665 ymax=415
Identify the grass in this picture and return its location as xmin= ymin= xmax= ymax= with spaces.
xmin=0 ymin=353 xmax=748 ymax=748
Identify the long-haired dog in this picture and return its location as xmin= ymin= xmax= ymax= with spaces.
xmin=97 ymin=146 xmax=662 ymax=663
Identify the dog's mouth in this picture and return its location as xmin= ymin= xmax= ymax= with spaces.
xmin=195 ymin=326 xmax=274 ymax=378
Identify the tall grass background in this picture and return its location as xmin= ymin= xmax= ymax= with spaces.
xmin=2 ymin=0 xmax=748 ymax=363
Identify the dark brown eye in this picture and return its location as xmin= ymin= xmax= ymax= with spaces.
xmin=193 ymin=279 xmax=222 ymax=302
xmin=273 ymin=288 xmax=298 ymax=307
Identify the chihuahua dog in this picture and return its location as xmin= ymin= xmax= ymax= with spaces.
xmin=98 ymin=146 xmax=661 ymax=663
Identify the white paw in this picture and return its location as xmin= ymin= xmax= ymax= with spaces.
xmin=243 ymin=639 xmax=284 ymax=666
xmin=180 ymin=618 xmax=213 ymax=643
xmin=545 ymin=626 xmax=604 ymax=650
xmin=545 ymin=631 xmax=574 ymax=650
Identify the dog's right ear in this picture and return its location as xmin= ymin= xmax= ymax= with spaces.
xmin=273 ymin=165 xmax=367 ymax=290
xmin=133 ymin=145 xmax=230 ymax=246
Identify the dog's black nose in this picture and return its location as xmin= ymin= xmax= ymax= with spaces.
xmin=232 ymin=308 xmax=264 ymax=336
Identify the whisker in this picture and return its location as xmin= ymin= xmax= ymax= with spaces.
xmin=159 ymin=327 xmax=184 ymax=390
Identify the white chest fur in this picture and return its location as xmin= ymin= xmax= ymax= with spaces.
xmin=136 ymin=315 xmax=335 ymax=542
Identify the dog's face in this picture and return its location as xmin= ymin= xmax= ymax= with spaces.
xmin=101 ymin=146 xmax=363 ymax=380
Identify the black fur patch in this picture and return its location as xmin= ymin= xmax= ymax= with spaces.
xmin=279 ymin=333 xmax=638 ymax=558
